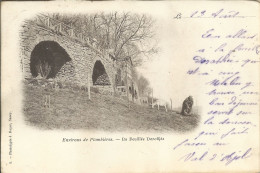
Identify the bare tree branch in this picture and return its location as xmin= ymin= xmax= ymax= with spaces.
xmin=50 ymin=12 xmax=158 ymax=67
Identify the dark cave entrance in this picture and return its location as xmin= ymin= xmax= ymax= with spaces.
xmin=30 ymin=41 xmax=71 ymax=79
xmin=92 ymin=60 xmax=110 ymax=86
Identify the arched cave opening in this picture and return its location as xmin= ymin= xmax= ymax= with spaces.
xmin=92 ymin=60 xmax=111 ymax=86
xmin=30 ymin=41 xmax=71 ymax=79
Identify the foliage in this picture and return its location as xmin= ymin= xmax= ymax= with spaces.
xmin=136 ymin=74 xmax=151 ymax=96
xmin=48 ymin=12 xmax=158 ymax=67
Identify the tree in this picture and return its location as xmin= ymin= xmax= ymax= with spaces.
xmin=48 ymin=12 xmax=158 ymax=67
xmin=137 ymin=75 xmax=150 ymax=96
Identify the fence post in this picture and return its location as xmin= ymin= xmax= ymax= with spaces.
xmin=151 ymin=88 xmax=153 ymax=106
xmin=45 ymin=17 xmax=50 ymax=27
xmin=147 ymin=93 xmax=149 ymax=106
xmin=44 ymin=95 xmax=47 ymax=108
xmin=44 ymin=95 xmax=50 ymax=108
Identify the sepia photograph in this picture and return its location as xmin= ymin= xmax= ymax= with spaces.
xmin=1 ymin=1 xmax=259 ymax=173
xmin=21 ymin=12 xmax=200 ymax=132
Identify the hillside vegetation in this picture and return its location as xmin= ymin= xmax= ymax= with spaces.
xmin=23 ymin=83 xmax=200 ymax=132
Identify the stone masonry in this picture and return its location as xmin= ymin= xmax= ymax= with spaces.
xmin=20 ymin=15 xmax=116 ymax=91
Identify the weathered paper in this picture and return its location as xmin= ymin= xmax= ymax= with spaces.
xmin=1 ymin=1 xmax=259 ymax=173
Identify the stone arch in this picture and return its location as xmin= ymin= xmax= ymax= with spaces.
xmin=30 ymin=40 xmax=71 ymax=78
xmin=27 ymin=35 xmax=75 ymax=62
xmin=92 ymin=60 xmax=111 ymax=86
xmin=21 ymin=22 xmax=116 ymax=88
xmin=20 ymin=29 xmax=79 ymax=80
xmin=90 ymin=54 xmax=115 ymax=87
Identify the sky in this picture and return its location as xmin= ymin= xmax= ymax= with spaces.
xmin=136 ymin=12 xmax=200 ymax=108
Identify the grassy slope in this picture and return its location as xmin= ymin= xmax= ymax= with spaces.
xmin=23 ymin=84 xmax=200 ymax=132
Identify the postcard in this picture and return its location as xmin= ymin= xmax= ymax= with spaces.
xmin=1 ymin=1 xmax=259 ymax=172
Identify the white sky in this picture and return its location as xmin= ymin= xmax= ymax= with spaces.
xmin=136 ymin=11 xmax=200 ymax=108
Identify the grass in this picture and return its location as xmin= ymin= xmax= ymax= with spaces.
xmin=23 ymin=83 xmax=200 ymax=132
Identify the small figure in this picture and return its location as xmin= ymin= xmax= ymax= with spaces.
xmin=181 ymin=96 xmax=194 ymax=116
xmin=152 ymin=99 xmax=167 ymax=112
